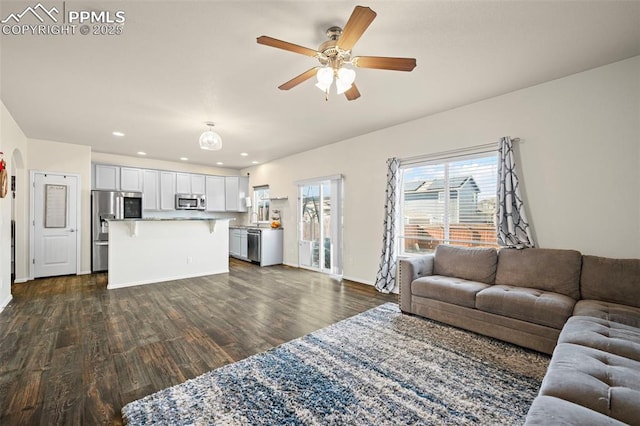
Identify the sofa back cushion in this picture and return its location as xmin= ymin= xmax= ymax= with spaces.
xmin=581 ymin=255 xmax=640 ymax=308
xmin=495 ymin=248 xmax=582 ymax=299
xmin=433 ymin=245 xmax=498 ymax=284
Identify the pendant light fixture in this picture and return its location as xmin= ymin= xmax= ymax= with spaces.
xmin=199 ymin=122 xmax=222 ymax=151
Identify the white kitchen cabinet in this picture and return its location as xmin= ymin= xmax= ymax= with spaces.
xmin=94 ymin=164 xmax=120 ymax=190
xmin=160 ymin=171 xmax=176 ymax=210
xmin=229 ymin=230 xmax=237 ymax=256
xmin=229 ymin=228 xmax=248 ymax=260
xmin=121 ymin=167 xmax=143 ymax=192
xmin=229 ymin=228 xmax=240 ymax=257
xmin=240 ymin=231 xmax=248 ymax=259
xmin=225 ymin=176 xmax=249 ymax=212
xmin=205 ymin=175 xmax=226 ymax=212
xmin=176 ymin=173 xmax=190 ymax=194
xmin=191 ymin=174 xmax=205 ymax=194
xmin=93 ymin=163 xmax=248 ymax=214
xmin=225 ymin=177 xmax=239 ymax=211
xmin=259 ymin=228 xmax=283 ymax=266
xmin=176 ymin=173 xmax=205 ymax=194
xmin=142 ymin=169 xmax=159 ymax=211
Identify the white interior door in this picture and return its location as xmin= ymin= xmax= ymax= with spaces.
xmin=32 ymin=172 xmax=78 ymax=278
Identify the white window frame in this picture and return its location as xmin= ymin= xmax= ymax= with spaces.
xmin=253 ymin=185 xmax=270 ymax=223
xmin=398 ymin=144 xmax=499 ymax=255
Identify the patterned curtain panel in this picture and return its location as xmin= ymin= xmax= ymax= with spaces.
xmin=375 ymin=157 xmax=400 ymax=293
xmin=497 ymin=137 xmax=535 ymax=248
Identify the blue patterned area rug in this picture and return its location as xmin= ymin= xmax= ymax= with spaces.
xmin=122 ymin=303 xmax=549 ymax=425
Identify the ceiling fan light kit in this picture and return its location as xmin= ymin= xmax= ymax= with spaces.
xmin=257 ymin=5 xmax=416 ymax=101
xmin=199 ymin=122 xmax=222 ymax=151
xmin=336 ymin=67 xmax=356 ymax=94
xmin=315 ymin=66 xmax=334 ymax=92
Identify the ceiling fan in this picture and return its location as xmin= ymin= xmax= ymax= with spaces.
xmin=257 ymin=5 xmax=417 ymax=101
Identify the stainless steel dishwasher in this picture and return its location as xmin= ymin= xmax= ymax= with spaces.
xmin=247 ymin=229 xmax=261 ymax=263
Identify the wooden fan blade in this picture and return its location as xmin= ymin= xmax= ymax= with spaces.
xmin=257 ymin=36 xmax=319 ymax=57
xmin=278 ymin=67 xmax=320 ymax=90
xmin=353 ymin=56 xmax=417 ymax=71
xmin=337 ymin=6 xmax=377 ymax=51
xmin=344 ymin=83 xmax=361 ymax=101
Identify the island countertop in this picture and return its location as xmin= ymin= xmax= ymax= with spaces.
xmin=229 ymin=225 xmax=282 ymax=230
xmin=108 ymin=217 xmax=235 ymax=222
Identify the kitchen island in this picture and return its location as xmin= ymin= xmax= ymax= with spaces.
xmin=107 ymin=218 xmax=232 ymax=289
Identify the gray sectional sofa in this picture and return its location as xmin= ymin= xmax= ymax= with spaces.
xmin=398 ymin=245 xmax=640 ymax=425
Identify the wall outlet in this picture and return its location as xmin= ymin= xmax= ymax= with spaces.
xmin=187 ymin=256 xmax=193 ymax=264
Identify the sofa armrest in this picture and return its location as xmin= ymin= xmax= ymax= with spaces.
xmin=398 ymin=254 xmax=434 ymax=313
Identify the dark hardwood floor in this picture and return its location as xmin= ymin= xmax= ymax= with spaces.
xmin=0 ymin=259 xmax=396 ymax=425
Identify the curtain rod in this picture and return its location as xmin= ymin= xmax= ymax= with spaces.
xmin=399 ymin=137 xmax=520 ymax=165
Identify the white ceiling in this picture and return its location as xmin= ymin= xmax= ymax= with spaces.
xmin=1 ymin=1 xmax=639 ymax=169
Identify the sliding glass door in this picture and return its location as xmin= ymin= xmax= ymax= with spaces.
xmin=298 ymin=176 xmax=342 ymax=276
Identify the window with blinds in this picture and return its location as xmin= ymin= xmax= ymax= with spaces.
xmin=400 ymin=151 xmax=499 ymax=254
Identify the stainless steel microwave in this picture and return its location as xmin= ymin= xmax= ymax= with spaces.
xmin=175 ymin=193 xmax=206 ymax=210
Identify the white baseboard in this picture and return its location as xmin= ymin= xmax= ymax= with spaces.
xmin=342 ymin=275 xmax=399 ymax=294
xmin=13 ymin=277 xmax=28 ymax=284
xmin=107 ymin=269 xmax=229 ymax=290
xmin=280 ymin=265 xmax=390 ymax=292
xmin=0 ymin=294 xmax=13 ymax=313
xmin=342 ymin=275 xmax=375 ymax=286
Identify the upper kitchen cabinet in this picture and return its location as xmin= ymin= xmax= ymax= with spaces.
xmin=205 ymin=175 xmax=226 ymax=212
xmin=192 ymin=174 xmax=205 ymax=194
xmin=120 ymin=167 xmax=143 ymax=192
xmin=94 ymin=164 xmax=120 ymax=190
xmin=225 ymin=176 xmax=248 ymax=212
xmin=160 ymin=171 xmax=176 ymax=210
xmin=142 ymin=169 xmax=159 ymax=211
xmin=176 ymin=172 xmax=205 ymax=194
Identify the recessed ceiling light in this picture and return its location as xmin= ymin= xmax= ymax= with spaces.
xmin=180 ymin=157 xmax=189 ymax=161
xmin=240 ymin=152 xmax=248 ymax=157
xmin=216 ymin=162 xmax=224 ymax=165
xmin=251 ymin=161 xmax=259 ymax=164
xmin=112 ymin=131 xmax=125 ymax=137
xmin=137 ymin=151 xmax=147 ymax=156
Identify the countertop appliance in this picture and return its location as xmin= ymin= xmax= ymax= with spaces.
xmin=247 ymin=228 xmax=283 ymax=266
xmin=91 ymin=190 xmax=143 ymax=272
xmin=175 ymin=193 xmax=206 ymax=210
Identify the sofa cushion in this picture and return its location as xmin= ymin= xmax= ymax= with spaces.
xmin=433 ymin=245 xmax=497 ymax=284
xmin=538 ymin=343 xmax=640 ymax=425
xmin=525 ymin=396 xmax=627 ymax=426
xmin=411 ymin=276 xmax=490 ymax=308
xmin=475 ymin=285 xmax=575 ymax=329
xmin=573 ymin=300 xmax=640 ymax=328
xmin=581 ymin=255 xmax=640 ymax=309
xmin=559 ymin=316 xmax=640 ymax=362
xmin=495 ymin=248 xmax=582 ymax=299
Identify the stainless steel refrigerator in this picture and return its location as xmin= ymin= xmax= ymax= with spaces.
xmin=91 ymin=190 xmax=143 ymax=272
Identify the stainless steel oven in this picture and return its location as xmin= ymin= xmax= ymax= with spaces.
xmin=121 ymin=191 xmax=143 ymax=218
